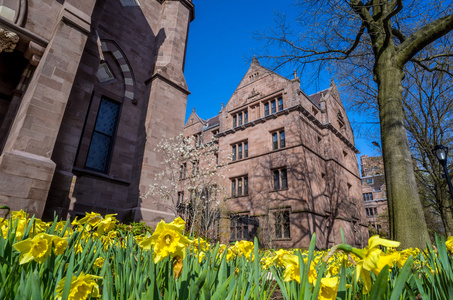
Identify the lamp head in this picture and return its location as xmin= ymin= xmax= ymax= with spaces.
xmin=433 ymin=145 xmax=448 ymax=165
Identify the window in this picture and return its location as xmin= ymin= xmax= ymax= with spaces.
xmin=272 ymin=130 xmax=285 ymax=150
xmin=192 ymin=160 xmax=199 ymax=175
xmin=232 ymin=141 xmax=248 ymax=161
xmin=273 ymin=168 xmax=288 ymax=190
xmin=232 ymin=110 xmax=248 ymax=128
xmin=179 ymin=163 xmax=187 ymax=179
xmin=194 ymin=134 xmax=202 ymax=146
xmin=272 ymin=133 xmax=278 ymax=150
xmin=177 ymin=191 xmax=184 ymax=206
xmin=365 ymin=178 xmax=373 ymax=184
xmin=365 ymin=207 xmax=378 ymax=217
xmin=363 ymin=192 xmax=373 ymax=201
xmin=231 ymin=179 xmax=236 ymax=197
xmin=85 ymin=97 xmax=121 ymax=173
xmin=264 ymin=102 xmax=270 ymax=116
xmin=230 ymin=214 xmax=249 ymax=241
xmin=231 ymin=175 xmax=249 ymax=197
xmin=263 ymin=96 xmax=283 ymax=117
xmin=274 ymin=210 xmax=290 ymax=239
xmin=278 ymin=97 xmax=283 ymax=111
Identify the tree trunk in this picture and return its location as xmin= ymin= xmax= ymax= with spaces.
xmin=375 ymin=52 xmax=430 ymax=249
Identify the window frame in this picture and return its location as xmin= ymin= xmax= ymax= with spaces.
xmin=273 ymin=210 xmax=291 ymax=239
xmin=85 ymin=96 xmax=121 ymax=173
xmin=273 ymin=168 xmax=288 ymax=191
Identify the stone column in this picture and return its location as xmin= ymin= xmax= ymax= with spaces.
xmin=0 ymin=3 xmax=94 ymax=217
xmin=135 ymin=0 xmax=194 ymax=224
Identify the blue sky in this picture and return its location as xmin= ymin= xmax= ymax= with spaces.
xmin=183 ymin=2 xmax=381 ymax=160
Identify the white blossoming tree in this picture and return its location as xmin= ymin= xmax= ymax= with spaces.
xmin=144 ymin=134 xmax=229 ymax=239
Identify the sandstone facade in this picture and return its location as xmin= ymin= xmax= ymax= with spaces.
xmin=361 ymin=155 xmax=389 ymax=235
xmin=184 ymin=58 xmax=368 ymax=249
xmin=0 ymin=0 xmax=194 ymax=224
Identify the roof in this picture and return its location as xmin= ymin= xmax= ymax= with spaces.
xmin=308 ymin=88 xmax=329 ymax=106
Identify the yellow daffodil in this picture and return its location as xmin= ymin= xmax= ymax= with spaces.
xmin=93 ymin=257 xmax=104 ymax=269
xmin=331 ymin=235 xmax=400 ymax=294
xmin=95 ymin=214 xmax=117 ymax=235
xmin=445 ymin=236 xmax=453 ymax=253
xmin=13 ymin=232 xmax=54 ymax=264
xmin=232 ymin=240 xmax=254 ymax=260
xmin=55 ymin=272 xmax=102 ymax=300
xmin=318 ymin=277 xmax=339 ymax=300
xmin=282 ymin=253 xmax=300 ymax=283
xmin=139 ymin=217 xmax=191 ymax=263
xmin=77 ymin=212 xmax=102 ymax=230
xmin=53 ymin=236 xmax=69 ymax=255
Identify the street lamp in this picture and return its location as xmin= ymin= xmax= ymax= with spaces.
xmin=432 ymin=145 xmax=453 ymax=203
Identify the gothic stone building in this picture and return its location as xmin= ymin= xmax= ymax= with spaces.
xmin=184 ymin=58 xmax=368 ymax=249
xmin=0 ymin=0 xmax=194 ymax=224
xmin=361 ymin=155 xmax=389 ymax=235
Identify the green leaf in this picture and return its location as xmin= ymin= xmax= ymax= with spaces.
xmin=390 ymin=256 xmax=413 ymax=300
xmin=369 ymin=265 xmax=389 ymax=300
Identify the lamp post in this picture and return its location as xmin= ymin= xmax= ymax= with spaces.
xmin=432 ymin=145 xmax=453 ymax=203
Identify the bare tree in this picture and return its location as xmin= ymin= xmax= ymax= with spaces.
xmin=143 ymin=135 xmax=229 ymax=237
xmin=255 ymin=0 xmax=453 ymax=248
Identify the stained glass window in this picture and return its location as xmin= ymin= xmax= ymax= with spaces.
xmin=85 ymin=97 xmax=120 ymax=172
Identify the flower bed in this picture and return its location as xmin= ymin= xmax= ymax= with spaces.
xmin=1 ymin=209 xmax=452 ymax=299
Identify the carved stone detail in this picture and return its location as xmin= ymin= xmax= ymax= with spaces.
xmin=0 ymin=27 xmax=19 ymax=52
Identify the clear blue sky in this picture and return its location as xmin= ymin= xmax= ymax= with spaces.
xmin=184 ymin=1 xmax=381 ymax=160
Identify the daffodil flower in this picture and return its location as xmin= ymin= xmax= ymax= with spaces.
xmin=55 ymin=272 xmax=102 ymax=300
xmin=139 ymin=217 xmax=191 ymax=263
xmin=13 ymin=233 xmax=54 ymax=264
xmin=318 ymin=277 xmax=339 ymax=300
xmin=330 ymin=235 xmax=400 ymax=294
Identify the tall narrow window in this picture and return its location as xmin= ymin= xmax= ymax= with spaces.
xmin=278 ymin=97 xmax=283 ymax=111
xmin=244 ymin=111 xmax=248 ymax=123
xmin=280 ymin=131 xmax=285 ymax=148
xmin=274 ymin=170 xmax=280 ymax=190
xmin=233 ymin=115 xmax=237 ymax=128
xmin=231 ymin=179 xmax=236 ymax=197
xmin=271 ymin=100 xmax=276 ymax=113
xmin=238 ymin=144 xmax=243 ymax=159
xmin=86 ymin=97 xmax=120 ymax=173
xmin=264 ymin=103 xmax=269 ymax=116
xmin=272 ymin=133 xmax=278 ymax=150
xmin=244 ymin=142 xmax=248 ymax=158
xmin=274 ymin=210 xmax=290 ymax=239
xmin=281 ymin=168 xmax=288 ymax=189
xmin=232 ymin=145 xmax=237 ymax=161
xmin=238 ymin=178 xmax=243 ymax=196
xmin=244 ymin=177 xmax=248 ymax=195
xmin=273 ymin=168 xmax=288 ymax=190
xmin=239 ymin=114 xmax=243 ymax=126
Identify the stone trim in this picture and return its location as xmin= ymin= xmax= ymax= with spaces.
xmin=61 ymin=3 xmax=91 ymax=34
xmin=0 ymin=17 xmax=48 ymax=47
xmin=72 ymin=167 xmax=131 ymax=186
xmin=147 ymin=72 xmax=191 ymax=95
xmin=100 ymin=39 xmax=138 ymax=104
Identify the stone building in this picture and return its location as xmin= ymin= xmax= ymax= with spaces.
xmin=183 ymin=58 xmax=368 ymax=249
xmin=0 ymin=0 xmax=194 ymax=223
xmin=360 ymin=155 xmax=389 ymax=235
